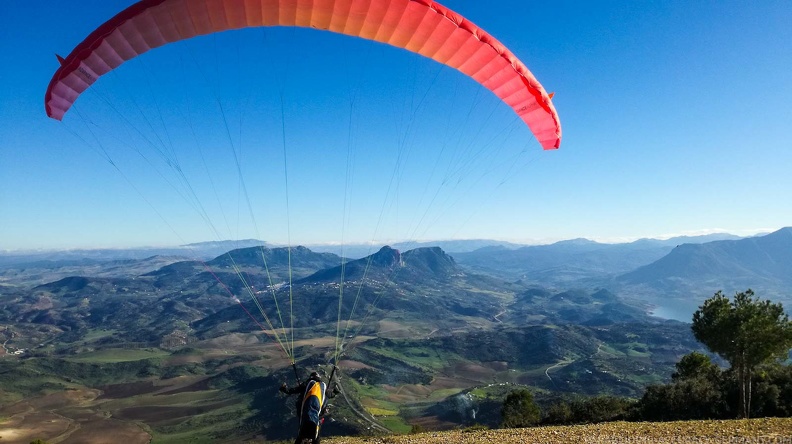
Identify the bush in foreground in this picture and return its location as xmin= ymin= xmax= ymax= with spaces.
xmin=500 ymin=389 xmax=541 ymax=428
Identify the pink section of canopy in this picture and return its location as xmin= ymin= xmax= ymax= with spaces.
xmin=45 ymin=0 xmax=561 ymax=149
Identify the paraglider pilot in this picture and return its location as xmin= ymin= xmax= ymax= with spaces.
xmin=280 ymin=371 xmax=339 ymax=444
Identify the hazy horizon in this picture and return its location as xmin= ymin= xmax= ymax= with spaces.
xmin=2 ymin=226 xmax=779 ymax=254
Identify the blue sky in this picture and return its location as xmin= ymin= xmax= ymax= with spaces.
xmin=1 ymin=0 xmax=791 ymax=251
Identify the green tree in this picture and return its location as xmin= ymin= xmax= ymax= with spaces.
xmin=672 ymin=351 xmax=720 ymax=381
xmin=637 ymin=376 xmax=728 ymax=421
xmin=568 ymin=396 xmax=634 ymax=423
xmin=543 ymin=400 xmax=572 ymax=424
xmin=500 ymin=389 xmax=541 ymax=428
xmin=692 ymin=289 xmax=792 ymax=418
xmin=751 ymin=363 xmax=792 ymax=417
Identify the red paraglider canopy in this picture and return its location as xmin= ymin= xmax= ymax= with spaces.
xmin=45 ymin=0 xmax=561 ymax=149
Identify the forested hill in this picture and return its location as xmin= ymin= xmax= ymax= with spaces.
xmin=615 ymin=227 xmax=792 ymax=311
xmin=619 ymin=227 xmax=792 ymax=285
xmin=300 ymin=246 xmax=459 ymax=284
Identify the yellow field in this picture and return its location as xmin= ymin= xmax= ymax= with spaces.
xmin=323 ymin=418 xmax=792 ymax=444
xmin=366 ymin=407 xmax=400 ymax=416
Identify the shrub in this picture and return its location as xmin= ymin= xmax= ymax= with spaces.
xmin=500 ymin=389 xmax=541 ymax=428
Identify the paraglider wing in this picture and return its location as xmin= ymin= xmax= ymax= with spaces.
xmin=45 ymin=0 xmax=561 ymax=149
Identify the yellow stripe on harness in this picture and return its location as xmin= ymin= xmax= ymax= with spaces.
xmin=303 ymin=380 xmax=324 ymax=407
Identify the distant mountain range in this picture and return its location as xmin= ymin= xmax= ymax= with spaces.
xmin=451 ymin=233 xmax=743 ymax=286
xmin=0 ymin=233 xmax=740 ymax=271
xmin=619 ymin=228 xmax=792 ymax=285
xmin=3 ymin=229 xmax=790 ymax=325
xmin=303 ymin=239 xmax=525 ymax=258
xmin=0 ymin=239 xmax=525 ymax=268
xmin=2 ymin=241 xmax=652 ymax=347
xmin=449 ymin=229 xmax=792 ymax=321
xmin=0 ymin=239 xmax=270 ymax=269
xmin=614 ymin=227 xmax=792 ymax=319
xmin=193 ymin=245 xmax=517 ymax=336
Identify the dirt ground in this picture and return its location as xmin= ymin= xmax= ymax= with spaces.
xmin=381 ymin=376 xmax=470 ymax=404
xmin=321 ymin=418 xmax=792 ymax=444
xmin=337 ymin=360 xmax=372 ymax=370
xmin=53 ymin=418 xmax=151 ymax=444
xmin=0 ymin=411 xmax=72 ymax=443
xmin=0 ymin=408 xmax=151 ymax=444
xmin=0 ymin=387 xmax=152 ymax=444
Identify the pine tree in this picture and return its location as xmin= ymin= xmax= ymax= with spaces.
xmin=692 ymin=289 xmax=792 ymax=418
